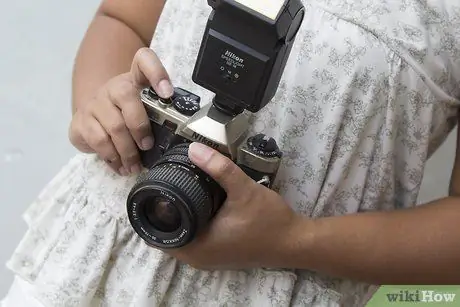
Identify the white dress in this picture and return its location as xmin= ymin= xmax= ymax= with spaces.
xmin=4 ymin=0 xmax=460 ymax=306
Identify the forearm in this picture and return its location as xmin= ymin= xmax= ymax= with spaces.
xmin=71 ymin=13 xmax=146 ymax=113
xmin=288 ymin=196 xmax=460 ymax=284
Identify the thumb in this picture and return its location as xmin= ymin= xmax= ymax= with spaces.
xmin=131 ymin=47 xmax=174 ymax=98
xmin=188 ymin=142 xmax=254 ymax=196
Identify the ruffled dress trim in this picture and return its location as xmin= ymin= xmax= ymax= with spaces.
xmin=6 ymin=154 xmax=372 ymax=306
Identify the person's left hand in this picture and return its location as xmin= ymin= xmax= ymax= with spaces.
xmin=165 ymin=142 xmax=304 ymax=271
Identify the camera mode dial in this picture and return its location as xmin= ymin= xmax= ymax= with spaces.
xmin=173 ymin=96 xmax=200 ymax=116
xmin=247 ymin=134 xmax=282 ymax=158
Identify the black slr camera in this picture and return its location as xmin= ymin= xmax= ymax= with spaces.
xmin=126 ymin=0 xmax=305 ymax=249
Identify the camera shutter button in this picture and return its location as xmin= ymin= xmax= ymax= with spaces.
xmin=173 ymin=96 xmax=200 ymax=116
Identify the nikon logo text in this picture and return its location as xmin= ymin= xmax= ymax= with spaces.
xmin=225 ymin=50 xmax=244 ymax=64
xmin=192 ymin=132 xmax=219 ymax=149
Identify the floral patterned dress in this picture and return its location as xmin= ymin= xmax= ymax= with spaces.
xmin=5 ymin=0 xmax=460 ymax=306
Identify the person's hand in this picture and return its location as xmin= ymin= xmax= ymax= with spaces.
xmin=165 ymin=142 xmax=305 ymax=271
xmin=69 ymin=48 xmax=173 ymax=176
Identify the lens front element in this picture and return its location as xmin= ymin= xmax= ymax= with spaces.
xmin=144 ymin=196 xmax=182 ymax=232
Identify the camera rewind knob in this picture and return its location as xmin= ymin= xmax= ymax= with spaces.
xmin=173 ymin=96 xmax=201 ymax=116
xmin=247 ymin=134 xmax=282 ymax=158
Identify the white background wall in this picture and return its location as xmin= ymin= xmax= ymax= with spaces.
xmin=0 ymin=0 xmax=457 ymax=297
xmin=0 ymin=0 xmax=98 ymax=296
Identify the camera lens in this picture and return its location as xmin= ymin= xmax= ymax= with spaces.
xmin=126 ymin=143 xmax=225 ymax=249
xmin=143 ymin=196 xmax=181 ymax=232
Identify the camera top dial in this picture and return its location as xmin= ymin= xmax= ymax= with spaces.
xmin=173 ymin=95 xmax=201 ymax=116
xmin=247 ymin=134 xmax=282 ymax=158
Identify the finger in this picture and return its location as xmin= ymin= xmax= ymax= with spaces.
xmin=108 ymin=78 xmax=154 ymax=151
xmin=93 ymin=100 xmax=142 ymax=175
xmin=131 ymin=47 xmax=174 ymax=98
xmin=68 ymin=114 xmax=94 ymax=154
xmin=82 ymin=116 xmax=123 ymax=173
xmin=188 ymin=142 xmax=254 ymax=196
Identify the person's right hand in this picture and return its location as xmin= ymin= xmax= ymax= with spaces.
xmin=69 ymin=48 xmax=174 ymax=176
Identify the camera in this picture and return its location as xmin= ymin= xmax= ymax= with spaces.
xmin=126 ymin=0 xmax=305 ymax=249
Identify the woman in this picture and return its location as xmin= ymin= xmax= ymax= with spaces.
xmin=2 ymin=0 xmax=460 ymax=306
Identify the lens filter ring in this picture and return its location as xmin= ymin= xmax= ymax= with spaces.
xmin=127 ymin=181 xmax=197 ymax=249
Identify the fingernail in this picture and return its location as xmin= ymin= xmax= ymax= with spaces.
xmin=131 ymin=164 xmax=142 ymax=174
xmin=119 ymin=167 xmax=129 ymax=176
xmin=156 ymin=79 xmax=174 ymax=98
xmin=189 ymin=142 xmax=213 ymax=163
xmin=141 ymin=136 xmax=154 ymax=150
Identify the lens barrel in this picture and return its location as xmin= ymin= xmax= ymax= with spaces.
xmin=126 ymin=143 xmax=225 ymax=248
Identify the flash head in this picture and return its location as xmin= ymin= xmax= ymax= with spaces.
xmin=192 ymin=0 xmax=305 ymax=115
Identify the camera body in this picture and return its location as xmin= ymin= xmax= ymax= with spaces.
xmin=139 ymin=87 xmax=283 ymax=185
xmin=127 ymin=87 xmax=282 ymax=248
xmin=126 ymin=0 xmax=305 ymax=249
